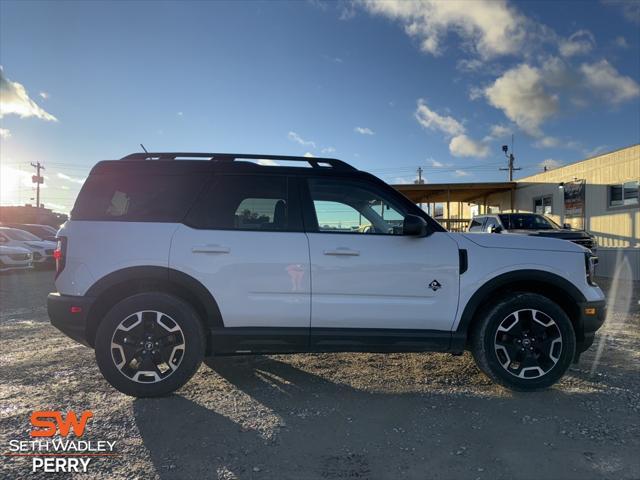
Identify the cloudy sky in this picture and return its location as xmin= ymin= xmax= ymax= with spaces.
xmin=1 ymin=0 xmax=639 ymax=212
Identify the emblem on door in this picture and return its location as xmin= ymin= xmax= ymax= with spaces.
xmin=428 ymin=280 xmax=442 ymax=291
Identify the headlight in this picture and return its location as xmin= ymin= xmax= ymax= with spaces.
xmin=585 ymin=252 xmax=598 ymax=286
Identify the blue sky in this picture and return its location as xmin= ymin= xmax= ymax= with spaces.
xmin=1 ymin=0 xmax=639 ymax=213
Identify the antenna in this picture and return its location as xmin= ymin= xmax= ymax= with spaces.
xmin=140 ymin=143 xmax=149 ymax=154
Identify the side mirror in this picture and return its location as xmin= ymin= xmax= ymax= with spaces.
xmin=403 ymin=214 xmax=428 ymax=236
xmin=490 ymin=225 xmax=503 ymax=233
xmin=563 ymin=223 xmax=571 ymax=230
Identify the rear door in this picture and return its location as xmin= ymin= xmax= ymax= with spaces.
xmin=303 ymin=176 xmax=460 ymax=344
xmin=169 ymin=174 xmax=310 ymax=351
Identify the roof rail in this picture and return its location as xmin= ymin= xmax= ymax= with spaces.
xmin=119 ymin=152 xmax=356 ymax=170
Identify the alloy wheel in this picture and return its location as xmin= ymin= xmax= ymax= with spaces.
xmin=110 ymin=310 xmax=186 ymax=383
xmin=494 ymin=309 xmax=563 ymax=379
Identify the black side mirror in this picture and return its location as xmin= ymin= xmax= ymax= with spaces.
xmin=403 ymin=214 xmax=428 ymax=236
xmin=563 ymin=223 xmax=571 ymax=230
xmin=490 ymin=225 xmax=503 ymax=233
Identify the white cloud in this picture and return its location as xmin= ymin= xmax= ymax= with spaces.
xmin=614 ymin=36 xmax=629 ymax=48
xmin=303 ymin=152 xmax=315 ymax=157
xmin=454 ymin=169 xmax=470 ymax=177
xmin=484 ymin=63 xmax=558 ymax=137
xmin=457 ymin=58 xmax=484 ymax=73
xmin=484 ymin=124 xmax=512 ymax=141
xmin=414 ymin=100 xmax=489 ymax=158
xmin=0 ymin=128 xmax=10 ymax=139
xmin=559 ymin=30 xmax=595 ymax=57
xmin=39 ymin=91 xmax=49 ymax=99
xmin=429 ymin=159 xmax=444 ymax=167
xmin=321 ymin=146 xmax=336 ymax=154
xmin=56 ymin=172 xmax=86 ymax=185
xmin=0 ymin=68 xmax=57 ymax=121
xmin=602 ymin=0 xmax=640 ymax=25
xmin=580 ymin=59 xmax=640 ymax=104
xmin=449 ymin=134 xmax=490 ymax=158
xmin=539 ymin=158 xmax=562 ymax=171
xmin=533 ymin=136 xmax=560 ymax=148
xmin=354 ymin=126 xmax=374 ymax=135
xmin=414 ymin=100 xmax=464 ymax=136
xmin=287 ymin=131 xmax=316 ymax=148
xmin=177 ymin=111 xmax=183 ymax=116
xmin=358 ymin=0 xmax=527 ymax=59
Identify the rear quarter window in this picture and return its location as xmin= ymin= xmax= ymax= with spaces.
xmin=71 ymin=173 xmax=209 ymax=222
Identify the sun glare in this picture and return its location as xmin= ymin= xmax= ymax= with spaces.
xmin=0 ymin=164 xmax=33 ymax=205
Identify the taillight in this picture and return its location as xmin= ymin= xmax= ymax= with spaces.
xmin=54 ymin=237 xmax=67 ymax=279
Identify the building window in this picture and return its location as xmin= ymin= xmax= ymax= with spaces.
xmin=533 ymin=195 xmax=553 ymax=215
xmin=609 ymin=181 xmax=639 ymax=208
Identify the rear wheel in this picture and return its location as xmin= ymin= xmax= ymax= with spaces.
xmin=471 ymin=293 xmax=575 ymax=391
xmin=95 ymin=292 xmax=205 ymax=397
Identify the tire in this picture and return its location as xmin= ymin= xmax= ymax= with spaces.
xmin=95 ymin=292 xmax=205 ymax=397
xmin=470 ymin=292 xmax=576 ymax=391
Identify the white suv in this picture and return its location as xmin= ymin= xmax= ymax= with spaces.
xmin=48 ymin=152 xmax=606 ymax=397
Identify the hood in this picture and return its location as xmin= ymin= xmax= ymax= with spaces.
xmin=459 ymin=232 xmax=587 ymax=253
xmin=23 ymin=240 xmax=56 ymax=250
xmin=508 ymin=229 xmax=591 ymax=240
xmin=0 ymin=245 xmax=33 ymax=254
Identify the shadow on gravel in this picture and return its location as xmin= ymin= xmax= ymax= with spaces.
xmin=133 ymin=356 xmax=638 ymax=480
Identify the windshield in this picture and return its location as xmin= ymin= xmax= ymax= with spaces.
xmin=1 ymin=228 xmax=42 ymax=241
xmin=499 ymin=214 xmax=559 ymax=230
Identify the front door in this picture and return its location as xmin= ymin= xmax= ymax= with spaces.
xmin=303 ymin=176 xmax=459 ymax=348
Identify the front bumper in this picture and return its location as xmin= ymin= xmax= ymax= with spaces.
xmin=576 ymin=299 xmax=606 ymax=354
xmin=47 ymin=293 xmax=95 ymax=347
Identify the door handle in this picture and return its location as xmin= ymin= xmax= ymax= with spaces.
xmin=191 ymin=244 xmax=230 ymax=254
xmin=323 ymin=248 xmax=360 ymax=256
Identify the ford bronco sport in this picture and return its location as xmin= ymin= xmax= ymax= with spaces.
xmin=48 ymin=152 xmax=606 ymax=397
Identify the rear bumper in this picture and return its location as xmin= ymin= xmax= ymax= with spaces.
xmin=47 ymin=293 xmax=95 ymax=347
xmin=576 ymin=299 xmax=606 ymax=353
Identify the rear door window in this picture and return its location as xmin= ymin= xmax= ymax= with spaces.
xmin=186 ymin=175 xmax=302 ymax=231
xmin=72 ymin=173 xmax=208 ymax=222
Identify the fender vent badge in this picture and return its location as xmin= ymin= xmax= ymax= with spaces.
xmin=429 ymin=280 xmax=442 ymax=291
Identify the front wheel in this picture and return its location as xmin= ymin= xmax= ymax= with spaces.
xmin=95 ymin=292 xmax=205 ymax=397
xmin=471 ymin=293 xmax=576 ymax=391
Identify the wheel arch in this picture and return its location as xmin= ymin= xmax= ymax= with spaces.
xmin=455 ymin=269 xmax=587 ymax=348
xmin=85 ymin=266 xmax=222 ymax=352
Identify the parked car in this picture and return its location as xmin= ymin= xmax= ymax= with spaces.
xmin=48 ymin=152 xmax=605 ymax=397
xmin=0 ymin=227 xmax=56 ymax=267
xmin=3 ymin=223 xmax=58 ymax=242
xmin=0 ymin=245 xmax=33 ymax=272
xmin=468 ymin=213 xmax=597 ymax=252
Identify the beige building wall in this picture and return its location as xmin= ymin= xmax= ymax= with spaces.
xmin=493 ymin=144 xmax=639 ymax=279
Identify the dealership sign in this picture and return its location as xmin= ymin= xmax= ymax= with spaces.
xmin=563 ymin=180 xmax=585 ymax=218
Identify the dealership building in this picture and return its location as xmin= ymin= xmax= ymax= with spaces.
xmin=396 ymin=144 xmax=639 ymax=280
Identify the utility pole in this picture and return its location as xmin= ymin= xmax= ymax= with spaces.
xmin=500 ymin=141 xmax=520 ymax=181
xmin=415 ymin=166 xmax=425 ymax=211
xmin=30 ymin=162 xmax=45 ymax=208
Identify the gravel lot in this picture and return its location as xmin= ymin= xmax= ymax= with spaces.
xmin=1 ymin=270 xmax=639 ymax=480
